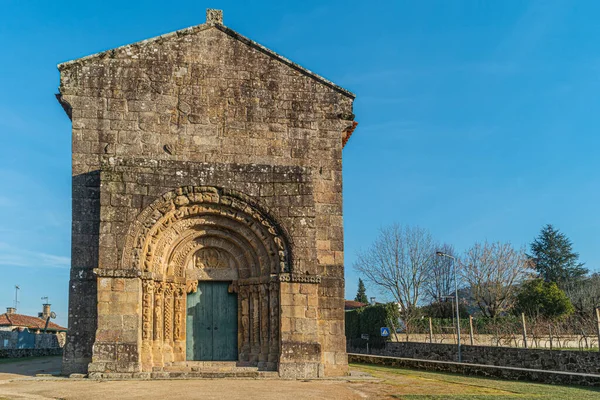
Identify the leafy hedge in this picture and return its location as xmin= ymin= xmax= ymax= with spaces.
xmin=345 ymin=303 xmax=401 ymax=348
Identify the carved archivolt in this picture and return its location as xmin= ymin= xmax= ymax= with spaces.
xmin=122 ymin=186 xmax=292 ymax=276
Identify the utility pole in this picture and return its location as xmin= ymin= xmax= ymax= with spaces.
xmin=436 ymin=251 xmax=462 ymax=362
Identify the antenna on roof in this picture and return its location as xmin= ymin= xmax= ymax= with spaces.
xmin=41 ymin=296 xmax=49 ymax=304
xmin=14 ymin=285 xmax=20 ymax=311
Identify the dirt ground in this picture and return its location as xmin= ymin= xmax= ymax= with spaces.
xmin=0 ymin=356 xmax=598 ymax=400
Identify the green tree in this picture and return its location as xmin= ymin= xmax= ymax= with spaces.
xmin=528 ymin=224 xmax=587 ymax=287
xmin=515 ymin=279 xmax=574 ymax=319
xmin=355 ymin=278 xmax=369 ymax=304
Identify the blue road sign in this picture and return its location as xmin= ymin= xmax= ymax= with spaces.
xmin=380 ymin=327 xmax=390 ymax=337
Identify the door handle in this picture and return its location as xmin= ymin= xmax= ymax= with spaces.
xmin=207 ymin=327 xmax=211 ymax=330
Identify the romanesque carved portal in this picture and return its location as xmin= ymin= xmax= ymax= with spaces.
xmin=125 ymin=186 xmax=291 ymax=371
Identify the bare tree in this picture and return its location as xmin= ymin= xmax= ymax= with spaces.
xmin=425 ymin=243 xmax=457 ymax=303
xmin=461 ymin=241 xmax=530 ymax=318
xmin=354 ymin=224 xmax=435 ymax=321
xmin=564 ymin=273 xmax=600 ymax=318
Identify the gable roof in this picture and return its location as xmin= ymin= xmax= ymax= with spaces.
xmin=57 ymin=13 xmax=355 ymax=99
xmin=345 ymin=300 xmax=368 ymax=310
xmin=0 ymin=313 xmax=67 ymax=332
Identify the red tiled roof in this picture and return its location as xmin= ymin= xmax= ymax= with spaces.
xmin=345 ymin=300 xmax=367 ymax=310
xmin=0 ymin=313 xmax=67 ymax=331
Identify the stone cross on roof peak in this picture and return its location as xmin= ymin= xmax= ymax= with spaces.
xmin=206 ymin=9 xmax=223 ymax=25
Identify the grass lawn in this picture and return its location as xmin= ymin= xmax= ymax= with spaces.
xmin=350 ymin=363 xmax=600 ymax=399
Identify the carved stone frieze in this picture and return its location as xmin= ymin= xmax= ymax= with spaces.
xmin=194 ymin=247 xmax=227 ymax=269
xmin=277 ymin=273 xmax=321 ymax=284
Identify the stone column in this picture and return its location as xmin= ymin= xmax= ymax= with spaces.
xmin=239 ymin=286 xmax=250 ymax=362
xmin=141 ymin=279 xmax=154 ymax=371
xmin=163 ymin=283 xmax=174 ymax=364
xmin=258 ymin=284 xmax=270 ymax=369
xmin=268 ymin=281 xmax=280 ymax=370
xmin=152 ymin=281 xmax=165 ymax=367
xmin=250 ymin=286 xmax=260 ymax=364
xmin=173 ymin=284 xmax=186 ymax=362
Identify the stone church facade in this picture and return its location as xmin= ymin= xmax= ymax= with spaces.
xmin=57 ymin=9 xmax=357 ymax=378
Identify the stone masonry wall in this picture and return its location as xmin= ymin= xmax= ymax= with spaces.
xmin=0 ymin=348 xmax=63 ymax=359
xmin=350 ymin=341 xmax=600 ymax=375
xmin=58 ymin=18 xmax=354 ymax=376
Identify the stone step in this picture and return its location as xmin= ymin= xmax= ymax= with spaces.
xmin=158 ymin=361 xmax=277 ymax=374
xmin=162 ymin=365 xmax=259 ymax=373
xmin=88 ymin=370 xmax=280 ymax=380
xmin=170 ymin=361 xmax=241 ymax=368
xmin=159 ymin=361 xmax=258 ymax=373
xmin=151 ymin=370 xmax=279 ymax=379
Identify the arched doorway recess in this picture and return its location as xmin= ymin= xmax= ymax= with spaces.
xmin=122 ymin=186 xmax=292 ymax=371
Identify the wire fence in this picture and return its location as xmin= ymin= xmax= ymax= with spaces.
xmin=393 ymin=311 xmax=600 ymax=351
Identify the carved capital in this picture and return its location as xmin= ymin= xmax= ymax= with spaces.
xmin=186 ymin=280 xmax=198 ymax=294
xmin=155 ymin=281 xmax=166 ymax=294
xmin=228 ymin=281 xmax=239 ymax=294
xmin=175 ymin=284 xmax=186 ymax=298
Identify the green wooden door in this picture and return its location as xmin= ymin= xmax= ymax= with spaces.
xmin=186 ymin=281 xmax=238 ymax=361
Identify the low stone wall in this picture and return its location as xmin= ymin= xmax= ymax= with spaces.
xmin=349 ymin=353 xmax=600 ymax=387
xmin=388 ymin=333 xmax=594 ymax=349
xmin=0 ymin=348 xmax=63 ymax=358
xmin=348 ymin=341 xmax=600 ymax=375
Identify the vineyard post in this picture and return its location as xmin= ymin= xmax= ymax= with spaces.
xmin=596 ymin=308 xmax=600 ymax=352
xmin=469 ymin=315 xmax=474 ymax=346
xmin=521 ymin=313 xmax=528 ymax=349
xmin=429 ymin=317 xmax=433 ymax=344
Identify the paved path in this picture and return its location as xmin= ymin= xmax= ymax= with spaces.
xmin=0 ymin=357 xmax=381 ymax=400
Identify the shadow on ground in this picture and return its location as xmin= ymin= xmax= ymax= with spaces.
xmin=0 ymin=356 xmax=62 ymax=380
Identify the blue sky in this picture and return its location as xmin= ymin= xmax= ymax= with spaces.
xmin=1 ymin=0 xmax=599 ymax=326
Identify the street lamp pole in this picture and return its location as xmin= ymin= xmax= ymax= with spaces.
xmin=436 ymin=251 xmax=462 ymax=363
